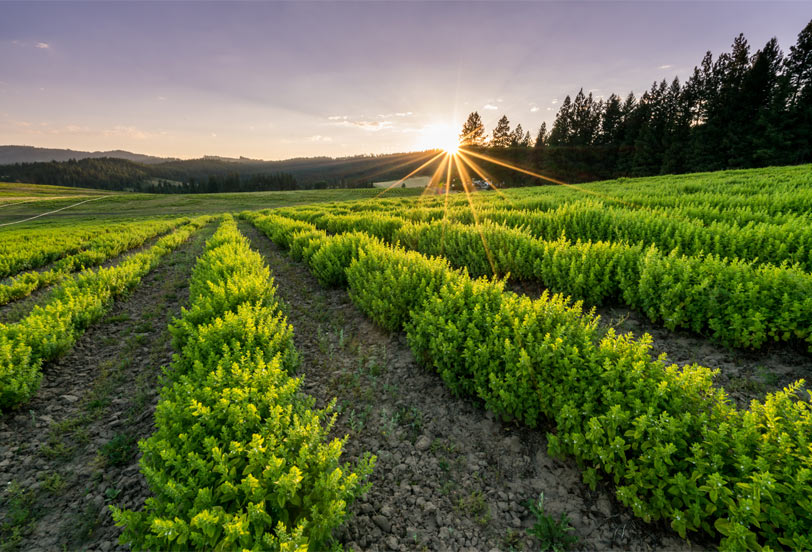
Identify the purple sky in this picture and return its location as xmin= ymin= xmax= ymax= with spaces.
xmin=1 ymin=1 xmax=809 ymax=160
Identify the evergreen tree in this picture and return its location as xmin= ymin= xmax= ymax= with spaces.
xmin=570 ymin=89 xmax=600 ymax=146
xmin=459 ymin=112 xmax=486 ymax=146
xmin=548 ymin=96 xmax=573 ymax=145
xmin=533 ymin=122 xmax=548 ymax=148
xmin=597 ymin=94 xmax=623 ymax=145
xmin=510 ymin=123 xmax=529 ymax=147
xmin=786 ymin=20 xmax=812 ymax=162
xmin=491 ymin=115 xmax=513 ymax=148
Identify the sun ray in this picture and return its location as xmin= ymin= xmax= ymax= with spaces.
xmin=453 ymin=154 xmax=497 ymax=277
xmin=440 ymin=152 xmax=454 ymax=253
xmin=418 ymin=153 xmax=451 ymax=206
xmin=361 ymin=150 xmax=440 ymax=184
xmin=455 ymin=150 xmax=517 ymax=206
xmin=458 ymin=147 xmax=642 ymax=208
xmin=374 ymin=151 xmax=445 ymax=198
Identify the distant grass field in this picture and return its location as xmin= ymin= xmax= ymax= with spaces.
xmin=0 ymin=185 xmax=422 ymax=227
xmin=373 ymin=176 xmax=430 ymax=188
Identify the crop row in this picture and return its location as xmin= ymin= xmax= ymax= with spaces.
xmin=246 ymin=211 xmax=812 ymax=551
xmin=297 ymin=195 xmax=812 ymax=272
xmin=0 ymin=216 xmax=211 ymax=409
xmin=273 ymin=208 xmax=812 ymax=351
xmin=0 ymin=217 xmax=186 ymax=307
xmin=0 ymin=218 xmax=177 ymax=279
xmin=113 ymin=216 xmax=373 ymax=550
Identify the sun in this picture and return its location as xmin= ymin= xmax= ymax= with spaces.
xmin=414 ymin=123 xmax=460 ymax=155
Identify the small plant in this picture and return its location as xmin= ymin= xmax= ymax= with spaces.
xmin=502 ymin=528 xmax=523 ymax=551
xmin=41 ymin=472 xmax=66 ymax=494
xmin=105 ymin=487 xmax=122 ymax=501
xmin=0 ymin=481 xmax=36 ymax=551
xmin=526 ymin=493 xmax=577 ymax=552
xmin=99 ymin=433 xmax=136 ymax=466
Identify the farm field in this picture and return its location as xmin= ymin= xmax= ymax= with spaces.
xmin=0 ymin=164 xmax=811 ymax=551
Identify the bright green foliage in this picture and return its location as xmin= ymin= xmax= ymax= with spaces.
xmin=346 ymin=242 xmax=460 ymax=332
xmin=0 ymin=219 xmax=177 ymax=279
xmin=0 ymin=217 xmax=211 ymax=409
xmin=0 ymin=218 xmax=185 ymax=306
xmin=254 ymin=212 xmax=812 ymax=550
xmin=112 ymin=217 xmax=373 ymax=551
xmin=281 ymin=209 xmax=812 ymax=350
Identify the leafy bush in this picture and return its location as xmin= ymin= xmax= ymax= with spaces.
xmin=0 ymin=217 xmax=211 ymax=409
xmin=254 ymin=212 xmax=812 ymax=550
xmin=112 ymin=217 xmax=373 ymax=550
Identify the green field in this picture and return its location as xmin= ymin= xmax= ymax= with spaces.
xmin=1 ymin=164 xmax=811 ymax=551
xmin=0 ymin=184 xmax=423 ymax=226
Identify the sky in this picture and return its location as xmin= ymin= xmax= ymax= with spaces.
xmin=1 ymin=1 xmax=809 ymax=160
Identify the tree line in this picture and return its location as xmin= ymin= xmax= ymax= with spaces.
xmin=0 ymin=157 xmax=375 ymax=193
xmin=459 ymin=19 xmax=811 ymax=183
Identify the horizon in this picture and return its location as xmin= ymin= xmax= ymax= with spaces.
xmin=1 ymin=1 xmax=809 ymax=160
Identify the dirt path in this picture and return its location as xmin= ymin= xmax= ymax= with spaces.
xmin=240 ymin=221 xmax=699 ymax=552
xmin=0 ymin=222 xmax=214 ymax=552
xmin=511 ymin=281 xmax=812 ymax=409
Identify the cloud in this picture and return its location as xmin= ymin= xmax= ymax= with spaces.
xmin=483 ymin=104 xmax=498 ymax=110
xmin=103 ymin=125 xmax=151 ymax=139
xmin=530 ymin=106 xmax=540 ymax=113
xmin=331 ymin=117 xmax=393 ymax=131
xmin=351 ymin=120 xmax=393 ymax=131
xmin=378 ymin=111 xmax=413 ymax=118
xmin=309 ymin=135 xmax=333 ymax=142
xmin=551 ymin=99 xmax=559 ymax=105
xmin=659 ymin=64 xmax=674 ymax=70
xmin=35 ymin=42 xmax=50 ymax=49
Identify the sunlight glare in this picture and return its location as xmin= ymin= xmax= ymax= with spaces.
xmin=415 ymin=123 xmax=460 ymax=156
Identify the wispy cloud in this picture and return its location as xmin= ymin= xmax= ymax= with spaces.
xmin=483 ymin=104 xmax=498 ymax=110
xmin=551 ymin=99 xmax=559 ymax=105
xmin=35 ymin=42 xmax=50 ymax=49
xmin=309 ymin=135 xmax=333 ymax=142
xmin=378 ymin=111 xmax=413 ymax=118
xmin=103 ymin=125 xmax=152 ymax=139
xmin=331 ymin=117 xmax=394 ymax=131
xmin=350 ymin=120 xmax=393 ymax=131
xmin=530 ymin=106 xmax=540 ymax=113
xmin=659 ymin=64 xmax=673 ymax=70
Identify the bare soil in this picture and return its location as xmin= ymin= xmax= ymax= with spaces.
xmin=241 ymin=221 xmax=701 ymax=552
xmin=0 ymin=223 xmax=213 ymax=552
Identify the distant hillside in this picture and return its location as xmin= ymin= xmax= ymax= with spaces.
xmin=0 ymin=146 xmax=177 ymax=165
xmin=0 ymin=150 xmax=444 ymax=194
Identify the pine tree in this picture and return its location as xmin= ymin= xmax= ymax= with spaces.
xmin=548 ymin=96 xmax=573 ymax=145
xmin=597 ymin=94 xmax=623 ymax=145
xmin=510 ymin=123 xmax=528 ymax=147
xmin=785 ymin=19 xmax=812 ymax=162
xmin=534 ymin=122 xmax=548 ymax=148
xmin=459 ymin=112 xmax=486 ymax=146
xmin=491 ymin=115 xmax=512 ymax=148
xmin=570 ymin=89 xmax=601 ymax=146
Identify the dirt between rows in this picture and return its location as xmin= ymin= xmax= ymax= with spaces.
xmin=510 ymin=281 xmax=812 ymax=409
xmin=0 ymin=223 xmax=213 ymax=552
xmin=240 ymin=221 xmax=701 ymax=552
